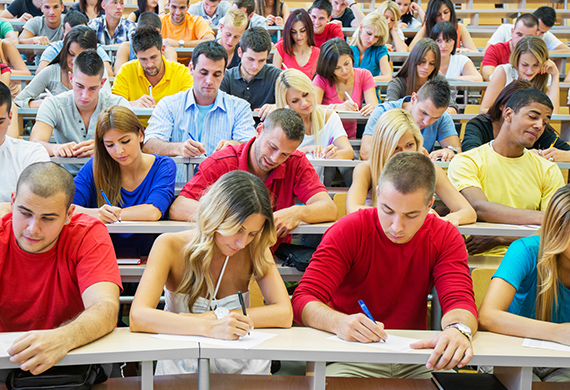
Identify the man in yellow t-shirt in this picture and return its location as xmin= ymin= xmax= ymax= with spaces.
xmin=160 ymin=0 xmax=215 ymax=65
xmin=112 ymin=26 xmax=193 ymax=109
xmin=448 ymin=88 xmax=564 ymax=257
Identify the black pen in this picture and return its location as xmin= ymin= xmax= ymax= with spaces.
xmin=238 ymin=291 xmax=250 ymax=335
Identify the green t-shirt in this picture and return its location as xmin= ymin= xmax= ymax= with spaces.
xmin=0 ymin=21 xmax=14 ymax=39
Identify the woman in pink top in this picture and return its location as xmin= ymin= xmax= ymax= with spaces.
xmin=313 ymin=38 xmax=378 ymax=139
xmin=273 ymin=9 xmax=320 ymax=79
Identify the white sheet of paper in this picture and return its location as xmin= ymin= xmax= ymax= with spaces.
xmin=153 ymin=331 xmax=277 ymax=349
xmin=327 ymin=334 xmax=420 ymax=352
xmin=0 ymin=333 xmax=23 ymax=357
xmin=522 ymin=338 xmax=570 ymax=352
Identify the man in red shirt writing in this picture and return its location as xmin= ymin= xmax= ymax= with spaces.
xmin=0 ymin=162 xmax=122 ymax=380
xmin=292 ymin=152 xmax=477 ymax=379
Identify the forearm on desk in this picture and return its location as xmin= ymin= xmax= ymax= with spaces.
xmin=169 ymin=196 xmax=199 ymax=221
xmin=471 ymin=200 xmax=544 ymax=225
xmin=143 ymin=138 xmax=180 ymax=157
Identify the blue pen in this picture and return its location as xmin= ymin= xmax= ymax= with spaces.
xmin=188 ymin=133 xmax=207 ymax=157
xmin=100 ymin=190 xmax=112 ymax=206
xmin=358 ymin=300 xmax=386 ymax=342
xmin=100 ymin=190 xmax=121 ymax=222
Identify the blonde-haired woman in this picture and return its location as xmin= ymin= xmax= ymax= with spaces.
xmin=377 ymin=0 xmax=408 ymax=52
xmin=346 ymin=109 xmax=476 ymax=226
xmin=349 ymin=11 xmax=393 ymax=81
xmin=481 ymin=35 xmax=559 ymax=114
xmin=275 ymin=68 xmax=354 ymax=180
xmin=130 ymin=170 xmax=293 ymax=375
xmin=479 ymin=184 xmax=570 ymax=382
xmin=72 ymin=105 xmax=176 ymax=255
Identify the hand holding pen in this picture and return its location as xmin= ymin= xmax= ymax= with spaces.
xmin=334 ymin=300 xmax=387 ymax=343
xmin=99 ymin=190 xmax=122 ymax=223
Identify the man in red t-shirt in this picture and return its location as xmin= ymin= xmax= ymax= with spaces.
xmin=170 ymin=108 xmax=337 ymax=249
xmin=309 ymin=0 xmax=344 ymax=47
xmin=292 ymin=152 xmax=477 ymax=379
xmin=481 ymin=13 xmax=538 ymax=81
xmin=0 ymin=162 xmax=121 ymax=377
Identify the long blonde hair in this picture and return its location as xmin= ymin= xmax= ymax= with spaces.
xmin=536 ymin=184 xmax=570 ymax=322
xmin=350 ymin=11 xmax=389 ymax=47
xmin=275 ymin=68 xmax=325 ymax=142
xmin=376 ymin=1 xmax=400 ymax=45
xmin=510 ymin=35 xmax=549 ymax=94
xmin=369 ymin=109 xmax=423 ymax=205
xmin=175 ymin=171 xmax=276 ymax=312
xmin=93 ymin=105 xmax=145 ymax=207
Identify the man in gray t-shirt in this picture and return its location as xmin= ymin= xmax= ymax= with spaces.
xmin=19 ymin=0 xmax=63 ymax=44
xmin=30 ymin=50 xmax=130 ymax=174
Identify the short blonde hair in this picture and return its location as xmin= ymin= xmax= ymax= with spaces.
xmin=350 ymin=11 xmax=389 ymax=47
xmin=221 ymin=8 xmax=248 ymax=29
xmin=275 ymin=69 xmax=325 ymax=142
xmin=369 ymin=109 xmax=423 ymax=205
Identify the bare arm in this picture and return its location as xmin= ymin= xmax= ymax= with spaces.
xmin=408 ymin=25 xmax=426 ymax=50
xmin=3 ymin=30 xmax=18 ymax=45
xmin=481 ymin=65 xmax=496 ymax=82
xmin=389 ymin=28 xmax=408 ymax=52
xmin=434 ymin=165 xmax=476 ymax=226
xmin=143 ymin=138 xmax=183 ymax=157
xmin=113 ymin=42 xmax=130 ymax=75
xmin=479 ymin=277 xmax=570 ymax=345
xmin=169 ymin=196 xmax=199 ymax=221
xmin=360 ymin=134 xmax=372 ymax=160
xmin=272 ymin=49 xmax=283 ymax=70
xmin=479 ymin=66 xmax=506 ymax=113
xmin=550 ymin=42 xmax=570 ymax=53
xmin=348 ymin=2 xmax=365 ymax=27
xmin=19 ymin=29 xmax=49 ymax=45
xmin=373 ymin=55 xmax=392 ymax=82
xmin=457 ymin=23 xmax=478 ymax=53
xmin=8 ymin=282 xmax=120 ymax=375
xmin=273 ymin=191 xmax=337 ymax=237
xmin=345 ymin=162 xmax=373 ymax=214
xmin=460 ymin=186 xmax=544 ymax=224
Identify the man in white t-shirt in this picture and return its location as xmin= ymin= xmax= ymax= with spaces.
xmin=0 ymin=82 xmax=49 ymax=215
xmin=484 ymin=6 xmax=570 ymax=54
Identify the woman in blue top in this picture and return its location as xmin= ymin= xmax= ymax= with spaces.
xmin=480 ymin=184 xmax=570 ymax=382
xmin=73 ymin=105 xmax=176 ymax=256
xmin=348 ymin=12 xmax=392 ymax=81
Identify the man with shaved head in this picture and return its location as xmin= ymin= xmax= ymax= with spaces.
xmin=0 ymin=162 xmax=121 ymax=381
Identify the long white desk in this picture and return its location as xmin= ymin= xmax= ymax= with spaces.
xmin=2 ymin=327 xmax=569 ymax=390
xmin=106 ymin=220 xmax=540 ymax=237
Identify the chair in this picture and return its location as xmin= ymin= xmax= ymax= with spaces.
xmin=471 ymin=267 xmax=497 ymax=309
xmin=460 ymin=105 xmax=481 ymax=141
xmin=333 ymin=193 xmax=347 ymax=220
xmin=249 ymin=280 xmax=265 ymax=308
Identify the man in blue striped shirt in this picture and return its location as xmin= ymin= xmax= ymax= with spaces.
xmin=144 ymin=40 xmax=255 ymax=182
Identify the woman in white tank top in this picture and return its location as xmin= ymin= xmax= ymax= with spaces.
xmin=130 ymin=170 xmax=293 ymax=375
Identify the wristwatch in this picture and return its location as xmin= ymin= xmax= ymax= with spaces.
xmin=446 ymin=145 xmax=458 ymax=154
xmin=178 ymin=39 xmax=185 ymax=47
xmin=444 ymin=322 xmax=472 ymax=341
xmin=214 ymin=307 xmax=230 ymax=319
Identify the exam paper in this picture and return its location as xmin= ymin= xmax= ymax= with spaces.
xmin=153 ymin=331 xmax=277 ymax=349
xmin=327 ymin=334 xmax=420 ymax=352
xmin=522 ymin=338 xmax=570 ymax=352
xmin=0 ymin=333 xmax=23 ymax=357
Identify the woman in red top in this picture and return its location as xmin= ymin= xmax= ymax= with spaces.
xmin=273 ymin=9 xmax=320 ymax=79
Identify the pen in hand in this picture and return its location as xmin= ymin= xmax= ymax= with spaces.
xmin=358 ymin=299 xmax=385 ymax=342
xmin=100 ymin=190 xmax=121 ymax=222
xmin=238 ymin=291 xmax=250 ymax=336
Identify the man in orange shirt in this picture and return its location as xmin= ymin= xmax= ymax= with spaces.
xmin=161 ymin=0 xmax=215 ymax=65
